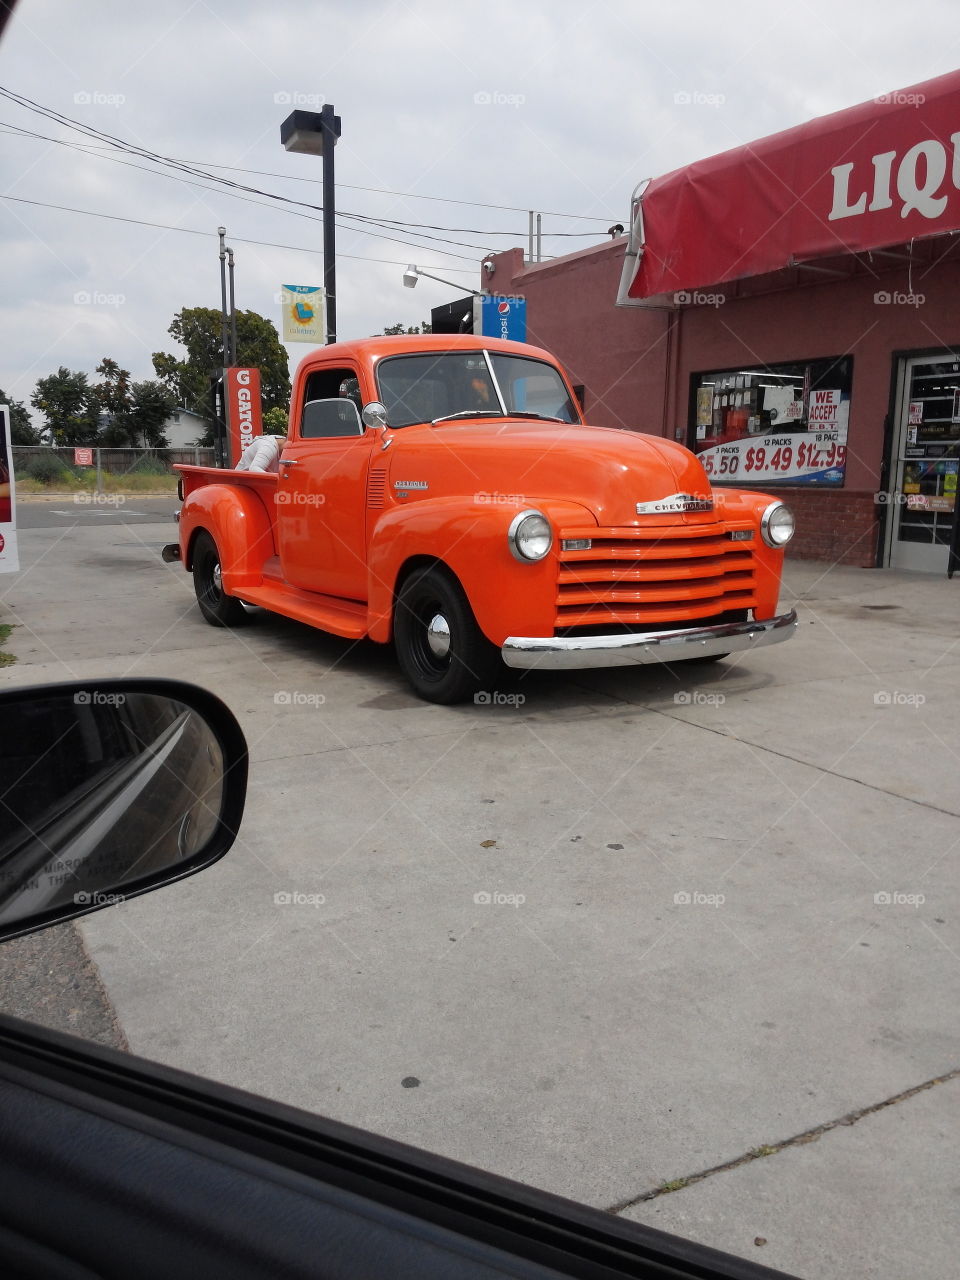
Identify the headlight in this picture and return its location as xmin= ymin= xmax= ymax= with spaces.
xmin=508 ymin=510 xmax=553 ymax=562
xmin=760 ymin=501 xmax=795 ymax=548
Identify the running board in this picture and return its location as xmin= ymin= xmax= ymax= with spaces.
xmin=237 ymin=581 xmax=368 ymax=639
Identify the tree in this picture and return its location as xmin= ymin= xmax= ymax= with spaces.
xmin=30 ymin=368 xmax=99 ymax=445
xmin=0 ymin=389 xmax=39 ymax=444
xmin=129 ymin=381 xmax=174 ymax=448
xmin=261 ymin=405 xmax=288 ymax=436
xmin=152 ymin=307 xmax=291 ymax=422
xmin=92 ymin=357 xmax=134 ymax=445
xmin=381 ymin=322 xmax=432 ymax=335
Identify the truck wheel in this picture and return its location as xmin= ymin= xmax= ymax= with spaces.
xmin=394 ymin=565 xmax=501 ymax=704
xmin=192 ymin=532 xmax=248 ymax=627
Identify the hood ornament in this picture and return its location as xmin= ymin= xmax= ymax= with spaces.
xmin=636 ymin=493 xmax=713 ymax=515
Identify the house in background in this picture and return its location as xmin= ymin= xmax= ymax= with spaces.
xmin=162 ymin=407 xmax=208 ymax=448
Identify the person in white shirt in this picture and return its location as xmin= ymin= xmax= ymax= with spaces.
xmin=235 ymin=434 xmax=285 ymax=473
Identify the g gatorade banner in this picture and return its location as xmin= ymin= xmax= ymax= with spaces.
xmin=0 ymin=404 xmax=18 ymax=573
xmin=224 ymin=368 xmax=263 ymax=467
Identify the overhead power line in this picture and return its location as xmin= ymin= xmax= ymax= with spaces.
xmin=0 ymin=192 xmax=479 ymax=273
xmin=4 ymin=128 xmax=615 ymax=223
xmin=0 ymin=92 xmax=611 ymax=246
xmin=0 ymin=89 xmax=495 ymax=259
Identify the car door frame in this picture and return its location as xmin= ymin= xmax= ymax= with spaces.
xmin=0 ymin=1011 xmax=795 ymax=1280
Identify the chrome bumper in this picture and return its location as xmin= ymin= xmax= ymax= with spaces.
xmin=501 ymin=610 xmax=798 ymax=670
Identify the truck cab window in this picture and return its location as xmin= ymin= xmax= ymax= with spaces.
xmin=299 ymin=368 xmax=364 ymax=437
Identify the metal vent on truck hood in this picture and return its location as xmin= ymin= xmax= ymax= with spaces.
xmin=367 ymin=469 xmax=387 ymax=509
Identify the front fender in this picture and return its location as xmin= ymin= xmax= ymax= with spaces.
xmin=180 ymin=484 xmax=276 ymax=593
xmin=366 ymin=498 xmax=595 ymax=645
xmin=711 ymin=488 xmax=791 ymax=620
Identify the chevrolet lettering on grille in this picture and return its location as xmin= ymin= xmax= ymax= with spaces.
xmin=636 ymin=492 xmax=713 ymax=515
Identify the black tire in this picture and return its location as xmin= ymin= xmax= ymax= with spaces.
xmin=394 ymin=565 xmax=502 ymax=704
xmin=192 ymin=531 xmax=248 ymax=627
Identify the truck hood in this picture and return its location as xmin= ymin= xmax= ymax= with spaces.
xmin=386 ymin=419 xmax=714 ymax=526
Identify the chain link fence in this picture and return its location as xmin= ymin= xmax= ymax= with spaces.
xmin=12 ymin=446 xmax=216 ymax=492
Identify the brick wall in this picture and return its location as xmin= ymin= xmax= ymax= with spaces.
xmin=783 ymin=489 xmax=879 ymax=566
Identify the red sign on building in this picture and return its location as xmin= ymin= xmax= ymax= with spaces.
xmin=224 ymin=368 xmax=263 ymax=467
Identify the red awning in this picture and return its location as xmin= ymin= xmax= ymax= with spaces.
xmin=622 ymin=69 xmax=960 ymax=301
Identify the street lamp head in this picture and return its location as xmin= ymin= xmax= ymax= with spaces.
xmin=402 ymin=265 xmax=420 ymax=289
xmin=280 ymin=106 xmax=341 ymax=156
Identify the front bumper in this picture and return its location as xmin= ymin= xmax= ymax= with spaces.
xmin=501 ymin=609 xmax=798 ymax=670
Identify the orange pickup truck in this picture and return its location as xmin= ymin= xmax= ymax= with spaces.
xmin=165 ymin=334 xmax=797 ymax=703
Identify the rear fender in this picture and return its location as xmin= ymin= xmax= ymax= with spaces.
xmin=181 ymin=485 xmax=276 ymax=593
xmin=366 ymin=498 xmax=593 ymax=645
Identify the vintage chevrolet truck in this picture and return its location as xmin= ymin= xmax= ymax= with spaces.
xmin=165 ymin=334 xmax=797 ymax=703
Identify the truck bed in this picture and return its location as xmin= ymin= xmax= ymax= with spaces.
xmin=175 ymin=464 xmax=278 ymax=502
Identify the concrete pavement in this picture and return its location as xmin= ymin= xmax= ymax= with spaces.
xmin=1 ymin=507 xmax=958 ymax=1279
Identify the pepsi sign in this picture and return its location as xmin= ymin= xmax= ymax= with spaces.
xmin=480 ymin=295 xmax=526 ymax=342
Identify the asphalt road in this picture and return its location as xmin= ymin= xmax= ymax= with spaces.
xmin=2 ymin=510 xmax=959 ymax=1280
xmin=16 ymin=496 xmax=178 ymax=528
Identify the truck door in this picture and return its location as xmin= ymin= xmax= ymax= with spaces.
xmin=278 ymin=366 xmax=376 ymax=601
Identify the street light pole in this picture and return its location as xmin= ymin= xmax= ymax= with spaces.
xmin=321 ymin=109 xmax=337 ymax=345
xmin=218 ymin=226 xmax=229 ymax=363
xmin=227 ymin=247 xmax=238 ymax=365
xmin=280 ymin=105 xmax=341 ymax=345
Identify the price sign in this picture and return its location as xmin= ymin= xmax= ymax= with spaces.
xmin=697 ymin=431 xmax=846 ymax=486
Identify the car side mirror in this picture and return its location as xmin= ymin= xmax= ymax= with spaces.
xmin=361 ymin=401 xmax=389 ymax=430
xmin=0 ymin=679 xmax=247 ymax=943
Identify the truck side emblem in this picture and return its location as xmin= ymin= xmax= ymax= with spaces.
xmin=636 ymin=492 xmax=713 ymax=515
xmin=394 ymin=481 xmax=429 ymax=490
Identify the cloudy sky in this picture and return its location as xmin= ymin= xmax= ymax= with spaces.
xmin=1 ymin=0 xmax=957 ymax=417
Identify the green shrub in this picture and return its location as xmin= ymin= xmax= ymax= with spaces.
xmin=25 ymin=454 xmax=72 ymax=486
xmin=127 ymin=456 xmax=170 ymax=477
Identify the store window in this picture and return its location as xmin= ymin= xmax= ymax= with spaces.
xmin=689 ymin=355 xmax=853 ymax=486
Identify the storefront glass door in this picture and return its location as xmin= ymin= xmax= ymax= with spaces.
xmin=887 ymin=355 xmax=960 ymax=572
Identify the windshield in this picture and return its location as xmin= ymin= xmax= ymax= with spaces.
xmin=376 ymin=350 xmax=579 ymax=427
